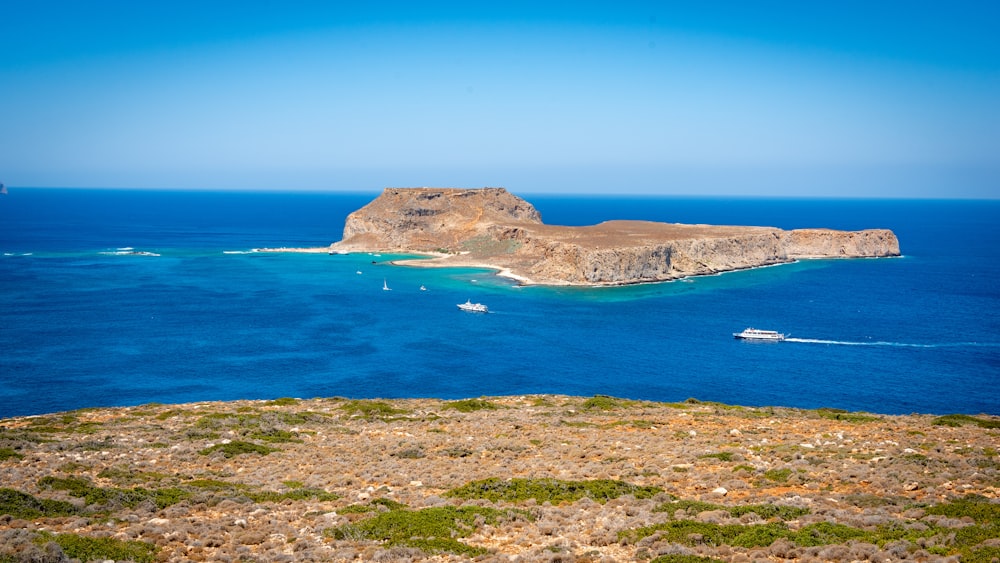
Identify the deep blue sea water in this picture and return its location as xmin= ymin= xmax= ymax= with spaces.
xmin=1 ymin=188 xmax=998 ymax=418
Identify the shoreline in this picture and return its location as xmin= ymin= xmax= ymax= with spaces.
xmin=252 ymin=246 xmax=332 ymax=254
xmin=4 ymin=392 xmax=994 ymax=423
xmin=252 ymin=247 xmax=904 ymax=288
xmin=253 ymin=246 xmax=544 ymax=285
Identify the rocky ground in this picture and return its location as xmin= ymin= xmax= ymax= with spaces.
xmin=1 ymin=395 xmax=997 ymax=562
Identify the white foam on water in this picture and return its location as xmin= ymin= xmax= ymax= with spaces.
xmin=785 ymin=338 xmax=997 ymax=349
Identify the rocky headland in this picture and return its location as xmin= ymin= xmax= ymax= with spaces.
xmin=1 ymin=396 xmax=997 ymax=562
xmin=327 ymin=188 xmax=900 ymax=286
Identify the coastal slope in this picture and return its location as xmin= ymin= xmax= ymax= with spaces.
xmin=329 ymin=188 xmax=900 ymax=285
xmin=1 ymin=396 xmax=996 ymax=562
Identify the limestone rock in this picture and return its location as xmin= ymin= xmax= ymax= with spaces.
xmin=333 ymin=187 xmax=541 ymax=253
xmin=330 ymin=187 xmax=901 ymax=286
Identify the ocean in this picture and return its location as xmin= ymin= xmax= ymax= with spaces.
xmin=1 ymin=188 xmax=997 ymax=418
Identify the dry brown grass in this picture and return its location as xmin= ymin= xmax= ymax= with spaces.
xmin=0 ymin=395 xmax=996 ymax=561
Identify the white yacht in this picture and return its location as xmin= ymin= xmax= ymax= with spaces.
xmin=457 ymin=300 xmax=488 ymax=313
xmin=733 ymin=327 xmax=786 ymax=341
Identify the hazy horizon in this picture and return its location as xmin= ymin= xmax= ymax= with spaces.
xmin=2 ymin=2 xmax=997 ymax=198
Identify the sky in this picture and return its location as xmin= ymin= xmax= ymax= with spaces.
xmin=1 ymin=1 xmax=998 ymax=197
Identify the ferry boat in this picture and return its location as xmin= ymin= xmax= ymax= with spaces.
xmin=733 ymin=327 xmax=786 ymax=341
xmin=457 ymin=300 xmax=488 ymax=313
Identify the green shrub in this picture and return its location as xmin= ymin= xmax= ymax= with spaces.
xmin=183 ymin=477 xmax=336 ymax=503
xmin=932 ymin=414 xmax=1000 ymax=429
xmin=0 ymin=447 xmax=23 ymax=461
xmin=654 ymin=499 xmax=721 ymax=517
xmin=624 ymin=501 xmax=996 ymax=558
xmin=444 ymin=399 xmax=500 ymax=412
xmin=35 ymin=532 xmax=157 ymax=563
xmin=651 ymin=556 xmax=724 ymax=563
xmin=27 ymin=414 xmax=103 ymax=434
xmin=924 ymin=495 xmax=999 ymax=524
xmin=654 ymin=499 xmax=808 ymax=521
xmin=266 ymin=397 xmax=300 ymax=406
xmin=815 ymin=408 xmax=880 ymax=423
xmin=788 ymin=522 xmax=869 ymax=546
xmin=195 ymin=412 xmax=261 ymax=429
xmin=964 ymin=546 xmax=1000 ymax=563
xmin=249 ymin=429 xmax=302 ymax=443
xmin=326 ymin=505 xmax=527 ymax=556
xmin=186 ymin=478 xmax=241 ymax=490
xmin=445 ymin=478 xmax=661 ymax=504
xmin=339 ymin=400 xmax=410 ymax=418
xmin=371 ymin=498 xmax=407 ymax=511
xmin=729 ymin=504 xmax=809 ymax=520
xmin=198 ymin=440 xmax=278 ymax=458
xmin=620 ymin=520 xmax=789 ymax=547
xmin=0 ymin=488 xmax=79 ymax=519
xmin=96 ymin=467 xmax=170 ymax=486
xmin=560 ymin=420 xmax=599 ymax=428
xmin=38 ymin=476 xmax=190 ymax=509
xmin=337 ymin=504 xmax=376 ymax=514
xmin=581 ymin=395 xmax=632 ymax=411
xmin=246 ymin=488 xmax=339 ymax=503
xmin=762 ymin=468 xmax=792 ymax=483
xmin=391 ymin=447 xmax=425 ymax=459
xmin=698 ymin=452 xmax=735 ymax=462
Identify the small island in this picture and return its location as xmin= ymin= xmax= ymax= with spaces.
xmin=327 ymin=188 xmax=900 ymax=286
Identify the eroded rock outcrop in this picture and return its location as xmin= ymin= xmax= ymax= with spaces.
xmin=334 ymin=187 xmax=541 ymax=252
xmin=330 ymin=187 xmax=900 ymax=285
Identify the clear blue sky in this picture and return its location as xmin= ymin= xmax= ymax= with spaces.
xmin=2 ymin=1 xmax=997 ymax=197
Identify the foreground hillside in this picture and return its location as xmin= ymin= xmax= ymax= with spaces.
xmin=1 ymin=395 xmax=997 ymax=562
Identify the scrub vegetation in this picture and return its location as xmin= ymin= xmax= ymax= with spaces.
xmin=326 ymin=504 xmax=531 ymax=556
xmin=0 ymin=394 xmax=997 ymax=561
xmin=445 ymin=478 xmax=662 ymax=504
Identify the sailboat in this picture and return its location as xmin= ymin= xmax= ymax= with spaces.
xmin=0 ymin=183 xmax=7 ymax=195
xmin=382 ymin=279 xmax=391 ymax=291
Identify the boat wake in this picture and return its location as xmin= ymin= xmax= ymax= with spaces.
xmin=784 ymin=338 xmax=997 ymax=349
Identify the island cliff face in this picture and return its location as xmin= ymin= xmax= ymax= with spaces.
xmin=330 ymin=188 xmax=900 ymax=286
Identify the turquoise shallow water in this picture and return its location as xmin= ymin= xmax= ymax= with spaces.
xmin=1 ymin=189 xmax=997 ymax=417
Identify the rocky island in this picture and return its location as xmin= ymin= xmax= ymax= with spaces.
xmin=328 ymin=188 xmax=900 ymax=286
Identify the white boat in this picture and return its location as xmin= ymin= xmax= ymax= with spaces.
xmin=0 ymin=183 xmax=7 ymax=195
xmin=382 ymin=279 xmax=391 ymax=291
xmin=457 ymin=300 xmax=488 ymax=313
xmin=733 ymin=327 xmax=786 ymax=341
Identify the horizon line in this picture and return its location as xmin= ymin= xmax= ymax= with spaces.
xmin=3 ymin=185 xmax=998 ymax=201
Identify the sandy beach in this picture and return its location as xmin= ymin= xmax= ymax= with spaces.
xmin=257 ymin=246 xmax=543 ymax=286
